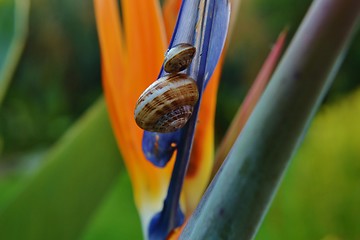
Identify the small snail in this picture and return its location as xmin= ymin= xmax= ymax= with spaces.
xmin=164 ymin=43 xmax=196 ymax=73
xmin=134 ymin=73 xmax=199 ymax=133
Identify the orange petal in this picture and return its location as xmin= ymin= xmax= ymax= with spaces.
xmin=163 ymin=0 xmax=182 ymax=41
xmin=167 ymin=218 xmax=188 ymax=240
xmin=94 ymin=0 xmax=175 ymax=229
xmin=121 ymin=0 xmax=167 ymax=97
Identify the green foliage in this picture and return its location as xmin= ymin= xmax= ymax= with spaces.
xmin=0 ymin=0 xmax=101 ymax=154
xmin=0 ymin=0 xmax=35 ymax=206
xmin=0 ymin=0 xmax=15 ymax=67
xmin=0 ymin=0 xmax=29 ymax=107
xmin=0 ymin=99 xmax=123 ymax=240
xmin=258 ymin=89 xmax=360 ymax=239
xmin=82 ymin=173 xmax=142 ymax=240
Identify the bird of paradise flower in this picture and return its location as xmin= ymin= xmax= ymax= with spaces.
xmin=93 ymin=0 xmax=282 ymax=238
xmin=94 ymin=0 xmax=359 ymax=239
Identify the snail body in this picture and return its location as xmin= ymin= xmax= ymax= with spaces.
xmin=134 ymin=74 xmax=199 ymax=133
xmin=164 ymin=43 xmax=196 ymax=73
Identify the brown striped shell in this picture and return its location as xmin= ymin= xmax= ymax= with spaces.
xmin=134 ymin=74 xmax=199 ymax=133
xmin=164 ymin=43 xmax=196 ymax=73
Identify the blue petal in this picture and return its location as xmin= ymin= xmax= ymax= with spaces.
xmin=203 ymin=0 xmax=230 ymax=86
xmin=142 ymin=0 xmax=230 ymax=167
xmin=142 ymin=131 xmax=181 ymax=168
xmin=149 ymin=201 xmax=184 ymax=240
xmin=144 ymin=0 xmax=230 ymax=238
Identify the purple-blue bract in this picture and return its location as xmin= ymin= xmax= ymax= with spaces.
xmin=142 ymin=0 xmax=230 ymax=239
xmin=143 ymin=0 xmax=230 ymax=167
xmin=142 ymin=131 xmax=180 ymax=168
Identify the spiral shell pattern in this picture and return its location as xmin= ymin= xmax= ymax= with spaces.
xmin=134 ymin=74 xmax=199 ymax=133
xmin=164 ymin=43 xmax=196 ymax=73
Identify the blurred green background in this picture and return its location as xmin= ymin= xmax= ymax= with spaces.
xmin=0 ymin=0 xmax=359 ymax=239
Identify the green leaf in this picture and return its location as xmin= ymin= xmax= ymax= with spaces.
xmin=0 ymin=98 xmax=123 ymax=240
xmin=81 ymin=172 xmax=142 ymax=240
xmin=0 ymin=0 xmax=29 ymax=106
xmin=0 ymin=173 xmax=28 ymax=210
xmin=257 ymin=88 xmax=360 ymax=239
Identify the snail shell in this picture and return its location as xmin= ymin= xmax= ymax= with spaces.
xmin=164 ymin=43 xmax=196 ymax=73
xmin=134 ymin=73 xmax=199 ymax=133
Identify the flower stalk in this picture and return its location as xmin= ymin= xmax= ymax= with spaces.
xmin=181 ymin=0 xmax=360 ymax=238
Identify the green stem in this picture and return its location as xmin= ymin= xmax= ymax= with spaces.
xmin=181 ymin=0 xmax=360 ymax=239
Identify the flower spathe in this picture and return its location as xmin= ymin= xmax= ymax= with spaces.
xmin=94 ymin=0 xmax=224 ymax=237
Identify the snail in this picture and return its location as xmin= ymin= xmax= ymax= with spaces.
xmin=164 ymin=43 xmax=196 ymax=73
xmin=134 ymin=43 xmax=198 ymax=133
xmin=134 ymin=73 xmax=199 ymax=133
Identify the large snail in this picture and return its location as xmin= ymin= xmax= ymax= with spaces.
xmin=134 ymin=43 xmax=198 ymax=133
xmin=134 ymin=73 xmax=199 ymax=133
